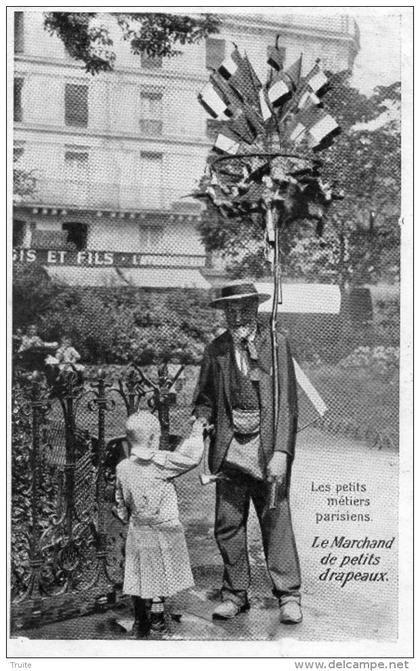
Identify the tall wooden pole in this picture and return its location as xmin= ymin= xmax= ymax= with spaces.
xmin=269 ymin=206 xmax=283 ymax=509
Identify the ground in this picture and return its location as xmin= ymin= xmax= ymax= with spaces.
xmin=12 ymin=427 xmax=398 ymax=643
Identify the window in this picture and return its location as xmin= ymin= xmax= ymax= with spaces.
xmin=206 ymin=38 xmax=225 ymax=70
xmin=14 ymin=78 xmax=23 ymax=122
xmin=13 ymin=220 xmax=26 ymax=247
xmin=140 ymin=152 xmax=163 ymax=209
xmin=31 ymin=229 xmax=68 ymax=249
xmin=141 ymin=53 xmax=162 ymax=69
xmin=14 ymin=143 xmax=24 ymax=162
xmin=62 ymin=222 xmax=88 ymax=250
xmin=139 ymin=225 xmax=164 ymax=252
xmin=140 ymin=91 xmax=163 ymax=135
xmin=65 ymin=147 xmax=89 ymax=178
xmin=65 ymin=146 xmax=89 ymax=206
xmin=14 ymin=12 xmax=24 ymax=54
xmin=65 ymin=83 xmax=88 ymax=127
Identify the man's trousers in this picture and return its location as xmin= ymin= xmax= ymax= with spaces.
xmin=215 ymin=466 xmax=301 ymax=606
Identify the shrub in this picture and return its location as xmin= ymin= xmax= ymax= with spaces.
xmin=338 ymin=345 xmax=399 ymax=378
xmin=13 ymin=263 xmax=62 ymax=329
xmin=374 ymin=296 xmax=400 ymax=346
xmin=12 ymin=267 xmax=224 ymax=365
xmin=12 ymin=262 xmax=400 ymax=367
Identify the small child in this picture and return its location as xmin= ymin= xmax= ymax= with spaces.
xmin=115 ymin=411 xmax=204 ymax=638
xmin=47 ymin=335 xmax=85 ymax=372
xmin=18 ymin=324 xmax=57 ymax=353
xmin=17 ymin=324 xmax=58 ymax=372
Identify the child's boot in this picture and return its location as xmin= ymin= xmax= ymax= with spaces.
xmin=150 ymin=598 xmax=166 ymax=633
xmin=131 ymin=597 xmax=150 ymax=638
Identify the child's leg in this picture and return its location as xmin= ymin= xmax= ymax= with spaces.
xmin=132 ymin=597 xmax=150 ymax=638
xmin=150 ymin=597 xmax=166 ymax=632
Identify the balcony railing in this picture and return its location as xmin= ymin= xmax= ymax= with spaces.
xmin=23 ymin=178 xmax=200 ymax=213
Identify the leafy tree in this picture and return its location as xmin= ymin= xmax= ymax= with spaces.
xmin=43 ymin=12 xmax=221 ymax=74
xmin=311 ymin=73 xmax=401 ymax=287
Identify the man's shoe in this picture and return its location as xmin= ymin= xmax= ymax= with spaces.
xmin=279 ymin=601 xmax=302 ymax=624
xmin=212 ymin=600 xmax=250 ymax=620
xmin=131 ymin=621 xmax=150 ymax=638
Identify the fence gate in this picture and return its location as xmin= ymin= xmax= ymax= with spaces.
xmin=11 ymin=363 xmax=179 ymax=631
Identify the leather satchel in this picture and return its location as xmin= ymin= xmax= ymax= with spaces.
xmin=224 ymin=408 xmax=264 ymax=480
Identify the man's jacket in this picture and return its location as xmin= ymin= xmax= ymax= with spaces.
xmin=193 ymin=325 xmax=299 ymax=474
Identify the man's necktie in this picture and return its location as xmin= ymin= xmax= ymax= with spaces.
xmin=240 ymin=338 xmax=259 ymax=375
xmin=241 ymin=338 xmax=258 ymax=360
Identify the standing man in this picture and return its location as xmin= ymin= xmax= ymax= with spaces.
xmin=193 ymin=282 xmax=302 ymax=624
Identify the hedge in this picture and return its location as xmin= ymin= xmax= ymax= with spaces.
xmin=13 ymin=263 xmax=399 ymax=366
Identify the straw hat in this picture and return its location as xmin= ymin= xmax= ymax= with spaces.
xmin=210 ymin=282 xmax=271 ymax=309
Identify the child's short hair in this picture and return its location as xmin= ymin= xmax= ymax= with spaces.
xmin=126 ymin=411 xmax=161 ymax=447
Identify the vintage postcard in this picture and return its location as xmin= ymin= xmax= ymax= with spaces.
xmin=7 ymin=4 xmax=413 ymax=662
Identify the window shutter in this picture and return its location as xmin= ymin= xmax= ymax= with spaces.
xmin=14 ymin=78 xmax=23 ymax=122
xmin=65 ymin=84 xmax=89 ymax=127
xmin=14 ymin=143 xmax=25 ymax=162
xmin=14 ymin=12 xmax=24 ymax=54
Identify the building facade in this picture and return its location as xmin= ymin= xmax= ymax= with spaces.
xmin=13 ymin=11 xmax=360 ymax=287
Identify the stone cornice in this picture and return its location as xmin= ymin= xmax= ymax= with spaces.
xmin=222 ymin=12 xmax=358 ymax=41
xmin=14 ymin=122 xmax=212 ymax=148
xmin=14 ymin=54 xmax=209 ymax=85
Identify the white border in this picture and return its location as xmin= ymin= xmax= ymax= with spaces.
xmin=3 ymin=2 xmax=414 ymax=663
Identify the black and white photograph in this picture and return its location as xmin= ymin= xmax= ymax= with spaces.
xmin=7 ymin=4 xmax=413 ymax=660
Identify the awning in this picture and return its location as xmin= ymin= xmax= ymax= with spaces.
xmin=255 ymin=282 xmax=341 ymax=314
xmin=45 ymin=266 xmax=211 ymax=289
xmin=120 ymin=268 xmax=211 ymax=289
xmin=45 ymin=266 xmax=126 ymax=287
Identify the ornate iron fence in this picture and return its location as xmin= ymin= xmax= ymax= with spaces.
xmin=11 ymin=362 xmax=184 ymax=630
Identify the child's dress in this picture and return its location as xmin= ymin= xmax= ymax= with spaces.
xmin=46 ymin=345 xmax=85 ymax=371
xmin=115 ymin=436 xmax=203 ymax=599
xmin=18 ymin=334 xmax=44 ymax=352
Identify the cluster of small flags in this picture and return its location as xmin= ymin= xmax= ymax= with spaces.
xmin=198 ymin=44 xmax=340 ymax=157
xmin=194 ymin=41 xmax=343 ymax=243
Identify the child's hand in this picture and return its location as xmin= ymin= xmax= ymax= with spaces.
xmin=190 ymin=417 xmax=210 ymax=437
